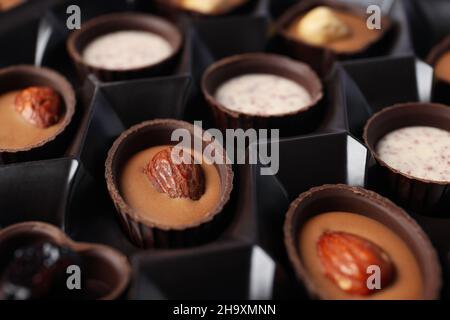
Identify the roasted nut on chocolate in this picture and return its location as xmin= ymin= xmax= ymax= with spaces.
xmin=15 ymin=86 xmax=62 ymax=128
xmin=317 ymin=231 xmax=395 ymax=295
xmin=180 ymin=0 xmax=226 ymax=13
xmin=297 ymin=6 xmax=351 ymax=45
xmin=145 ymin=147 xmax=205 ymax=200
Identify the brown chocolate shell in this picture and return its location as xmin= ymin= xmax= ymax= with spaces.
xmin=0 ymin=65 xmax=76 ymax=159
xmin=105 ymin=119 xmax=234 ymax=248
xmin=284 ymin=184 xmax=441 ymax=300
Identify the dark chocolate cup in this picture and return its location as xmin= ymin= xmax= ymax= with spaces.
xmin=427 ymin=36 xmax=450 ymax=105
xmin=274 ymin=0 xmax=394 ymax=76
xmin=105 ymin=119 xmax=234 ymax=249
xmin=67 ymin=12 xmax=183 ymax=82
xmin=363 ymin=103 xmax=450 ymax=214
xmin=202 ymin=53 xmax=323 ymax=134
xmin=153 ymin=0 xmax=253 ymax=17
xmin=284 ymin=184 xmax=441 ymax=300
xmin=0 ymin=65 xmax=76 ymax=162
xmin=0 ymin=221 xmax=131 ymax=300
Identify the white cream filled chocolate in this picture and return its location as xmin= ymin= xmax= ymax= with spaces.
xmin=215 ymin=73 xmax=312 ymax=116
xmin=376 ymin=126 xmax=450 ymax=183
xmin=82 ymin=30 xmax=173 ymax=70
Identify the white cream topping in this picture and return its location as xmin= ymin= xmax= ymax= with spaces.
xmin=214 ymin=74 xmax=312 ymax=116
xmin=376 ymin=126 xmax=450 ymax=182
xmin=82 ymin=30 xmax=173 ymax=70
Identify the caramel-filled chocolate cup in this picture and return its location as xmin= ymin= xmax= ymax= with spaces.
xmin=154 ymin=0 xmax=253 ymax=17
xmin=284 ymin=184 xmax=441 ymax=300
xmin=364 ymin=103 xmax=450 ymax=214
xmin=0 ymin=65 xmax=76 ymax=157
xmin=0 ymin=221 xmax=131 ymax=300
xmin=202 ymin=53 xmax=323 ymax=133
xmin=427 ymin=36 xmax=450 ymax=104
xmin=67 ymin=13 xmax=183 ymax=82
xmin=275 ymin=0 xmax=393 ymax=76
xmin=105 ymin=119 xmax=234 ymax=248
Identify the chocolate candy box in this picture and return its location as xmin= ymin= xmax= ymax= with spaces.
xmin=1 ymin=0 xmax=450 ymax=300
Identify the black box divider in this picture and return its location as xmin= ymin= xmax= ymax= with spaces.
xmin=223 ymin=164 xmax=258 ymax=244
xmin=38 ymin=9 xmax=79 ymax=84
xmin=188 ymin=26 xmax=215 ymax=83
xmin=342 ymin=55 xmax=435 ymax=140
xmin=101 ymin=76 xmax=191 ymax=126
xmin=410 ymin=213 xmax=450 ymax=299
xmin=176 ymin=17 xmax=195 ymax=75
xmin=0 ymin=18 xmax=39 ymax=68
xmin=66 ymin=74 xmax=99 ymax=155
xmin=248 ymin=132 xmax=367 ymax=263
xmin=269 ymin=0 xmax=299 ymax=19
xmin=316 ymin=64 xmax=349 ymax=133
xmin=403 ymin=0 xmax=431 ymax=59
xmin=383 ymin=0 xmax=414 ymax=55
xmin=129 ymin=240 xmax=282 ymax=300
xmin=273 ymin=131 xmax=361 ymax=201
xmin=129 ymin=241 xmax=254 ymax=300
xmin=76 ymin=88 xmax=125 ymax=179
xmin=0 ymin=157 xmax=77 ymax=229
xmin=252 ymin=159 xmax=290 ymax=263
xmin=74 ymin=75 xmax=192 ymax=179
xmin=66 ymin=160 xmax=139 ymax=256
xmin=342 ymin=55 xmax=420 ymax=111
xmin=191 ymin=16 xmax=270 ymax=60
xmin=404 ymin=0 xmax=450 ymax=58
xmin=50 ymin=0 xmax=135 ymax=24
xmin=339 ymin=64 xmax=373 ymax=139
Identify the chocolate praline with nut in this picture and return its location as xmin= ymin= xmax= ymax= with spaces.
xmin=105 ymin=119 xmax=234 ymax=248
xmin=145 ymin=146 xmax=205 ymax=201
xmin=275 ymin=1 xmax=393 ymax=75
xmin=284 ymin=184 xmax=441 ymax=300
xmin=0 ymin=65 xmax=75 ymax=155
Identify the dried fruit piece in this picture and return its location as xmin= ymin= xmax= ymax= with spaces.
xmin=145 ymin=147 xmax=205 ymax=200
xmin=15 ymin=86 xmax=62 ymax=128
xmin=0 ymin=241 xmax=80 ymax=300
xmin=317 ymin=231 xmax=395 ymax=296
